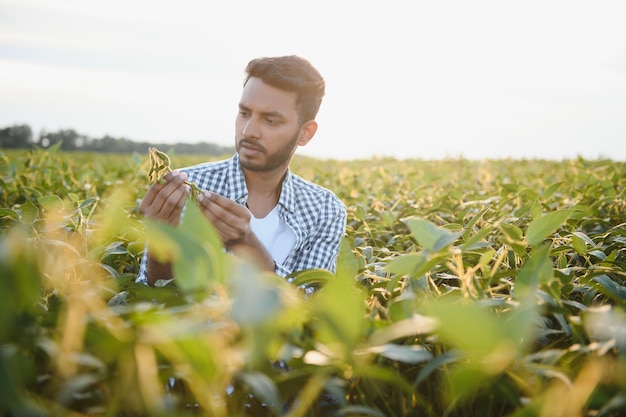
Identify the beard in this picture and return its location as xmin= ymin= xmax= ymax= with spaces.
xmin=237 ymin=128 xmax=300 ymax=172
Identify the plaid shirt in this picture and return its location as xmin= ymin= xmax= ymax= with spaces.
xmin=136 ymin=153 xmax=347 ymax=284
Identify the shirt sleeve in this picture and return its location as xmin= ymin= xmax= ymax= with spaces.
xmin=274 ymin=261 xmax=291 ymax=277
xmin=136 ymin=247 xmax=149 ymax=285
xmin=310 ymin=200 xmax=348 ymax=272
xmin=278 ymin=195 xmax=347 ymax=276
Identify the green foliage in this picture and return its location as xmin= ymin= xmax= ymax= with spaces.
xmin=1 ymin=149 xmax=625 ymax=416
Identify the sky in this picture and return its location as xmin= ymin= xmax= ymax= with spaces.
xmin=1 ymin=0 xmax=625 ymax=161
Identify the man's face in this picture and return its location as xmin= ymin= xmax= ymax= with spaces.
xmin=235 ymin=77 xmax=303 ymax=172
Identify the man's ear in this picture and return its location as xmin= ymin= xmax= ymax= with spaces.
xmin=298 ymin=120 xmax=318 ymax=146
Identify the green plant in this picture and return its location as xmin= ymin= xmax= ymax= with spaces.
xmin=1 ymin=149 xmax=624 ymax=416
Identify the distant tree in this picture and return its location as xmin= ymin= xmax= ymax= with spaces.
xmin=0 ymin=124 xmax=234 ymax=155
xmin=93 ymin=135 xmax=118 ymax=152
xmin=39 ymin=129 xmax=87 ymax=150
xmin=88 ymin=135 xmax=142 ymax=153
xmin=171 ymin=141 xmax=234 ymax=155
xmin=0 ymin=124 xmax=33 ymax=148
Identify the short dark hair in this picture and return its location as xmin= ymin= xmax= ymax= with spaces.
xmin=244 ymin=55 xmax=325 ymax=123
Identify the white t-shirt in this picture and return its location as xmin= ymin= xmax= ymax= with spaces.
xmin=250 ymin=205 xmax=296 ymax=264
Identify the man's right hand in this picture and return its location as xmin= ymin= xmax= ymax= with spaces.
xmin=139 ymin=170 xmax=190 ymax=225
xmin=140 ymin=170 xmax=190 ymax=285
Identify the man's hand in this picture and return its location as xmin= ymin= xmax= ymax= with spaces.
xmin=197 ymin=191 xmax=274 ymax=272
xmin=140 ymin=170 xmax=190 ymax=225
xmin=139 ymin=170 xmax=191 ymax=286
xmin=197 ymin=191 xmax=253 ymax=246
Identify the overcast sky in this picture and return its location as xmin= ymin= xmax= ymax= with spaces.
xmin=1 ymin=0 xmax=625 ymax=160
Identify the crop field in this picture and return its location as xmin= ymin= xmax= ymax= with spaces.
xmin=1 ymin=145 xmax=625 ymax=417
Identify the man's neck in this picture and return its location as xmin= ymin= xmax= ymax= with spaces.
xmin=244 ymin=168 xmax=287 ymax=218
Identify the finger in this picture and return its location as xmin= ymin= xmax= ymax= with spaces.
xmin=198 ymin=195 xmax=231 ymax=227
xmin=162 ymin=169 xmax=187 ymax=183
xmin=141 ymin=171 xmax=188 ymax=210
xmin=198 ymin=191 xmax=250 ymax=216
xmin=197 ymin=191 xmax=251 ymax=242
xmin=142 ymin=180 xmax=190 ymax=222
xmin=158 ymin=185 xmax=190 ymax=223
xmin=207 ymin=213 xmax=243 ymax=244
xmin=198 ymin=190 xmax=230 ymax=208
xmin=198 ymin=192 xmax=244 ymax=222
xmin=139 ymin=183 xmax=164 ymax=212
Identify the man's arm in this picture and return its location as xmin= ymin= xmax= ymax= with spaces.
xmin=137 ymin=170 xmax=190 ymax=286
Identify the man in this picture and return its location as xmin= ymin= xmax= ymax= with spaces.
xmin=136 ymin=55 xmax=347 ymax=286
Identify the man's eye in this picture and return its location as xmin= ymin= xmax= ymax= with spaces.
xmin=239 ymin=111 xmax=249 ymax=117
xmin=266 ymin=118 xmax=279 ymax=125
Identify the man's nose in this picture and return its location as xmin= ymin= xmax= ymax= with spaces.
xmin=242 ymin=117 xmax=260 ymax=139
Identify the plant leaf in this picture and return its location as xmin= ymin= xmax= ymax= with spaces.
xmin=367 ymin=343 xmax=433 ymax=364
xmin=402 ymin=217 xmax=460 ymax=252
xmin=526 ymin=210 xmax=573 ymax=245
